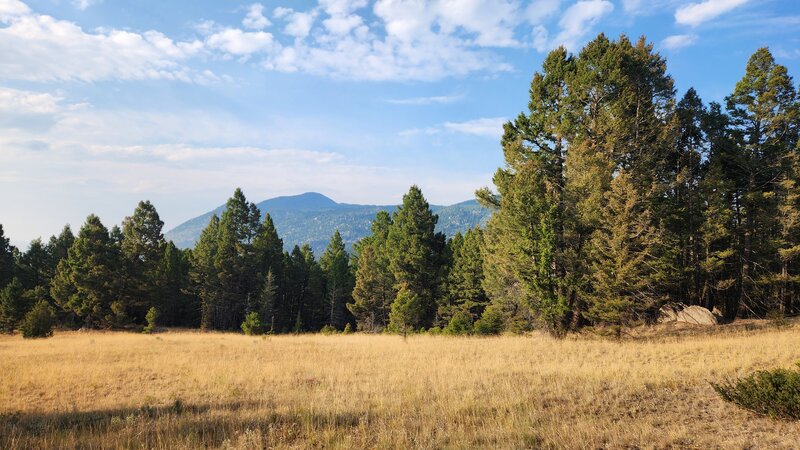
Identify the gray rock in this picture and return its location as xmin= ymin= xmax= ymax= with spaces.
xmin=676 ymin=305 xmax=718 ymax=326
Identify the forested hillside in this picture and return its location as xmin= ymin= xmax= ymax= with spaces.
xmin=164 ymin=192 xmax=490 ymax=254
xmin=1 ymin=34 xmax=798 ymax=337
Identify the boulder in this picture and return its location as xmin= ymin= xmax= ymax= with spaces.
xmin=658 ymin=302 xmax=687 ymax=323
xmin=676 ymin=305 xmax=718 ymax=326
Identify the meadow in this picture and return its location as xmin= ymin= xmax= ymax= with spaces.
xmin=2 ymin=324 xmax=800 ymax=449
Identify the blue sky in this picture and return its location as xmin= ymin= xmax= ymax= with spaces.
xmin=1 ymin=0 xmax=799 ymax=247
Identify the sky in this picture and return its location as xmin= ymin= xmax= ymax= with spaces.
xmin=0 ymin=0 xmax=799 ymax=247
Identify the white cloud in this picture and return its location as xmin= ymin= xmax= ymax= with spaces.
xmin=0 ymin=0 xmax=568 ymax=83
xmin=243 ymin=3 xmax=270 ymax=30
xmin=621 ymin=0 xmax=641 ymax=14
xmin=661 ymin=33 xmax=697 ymax=49
xmin=0 ymin=87 xmax=61 ymax=114
xmin=675 ymin=0 xmax=749 ymax=27
xmin=71 ymin=0 xmax=100 ymax=10
xmin=444 ymin=117 xmax=506 ymax=139
xmin=206 ymin=28 xmax=275 ymax=56
xmin=274 ymin=7 xmax=317 ymax=39
xmin=526 ymin=0 xmax=562 ymax=24
xmin=385 ymin=94 xmax=463 ymax=105
xmin=0 ymin=0 xmax=29 ymax=17
xmin=0 ymin=4 xmax=205 ymax=82
xmin=0 ymin=85 xmax=488 ymax=243
xmin=554 ymin=0 xmax=614 ymax=50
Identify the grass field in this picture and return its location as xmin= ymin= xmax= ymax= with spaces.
xmin=2 ymin=324 xmax=800 ymax=449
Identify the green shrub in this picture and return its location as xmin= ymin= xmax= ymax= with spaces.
xmin=428 ymin=326 xmax=442 ymax=335
xmin=241 ymin=312 xmax=263 ymax=336
xmin=20 ymin=300 xmax=55 ymax=339
xmin=343 ymin=323 xmax=353 ymax=334
xmin=320 ymin=324 xmax=338 ymax=334
xmin=474 ymin=306 xmax=504 ymax=335
xmin=143 ymin=307 xmax=159 ymax=334
xmin=712 ymin=363 xmax=800 ymax=420
xmin=444 ymin=310 xmax=473 ymax=335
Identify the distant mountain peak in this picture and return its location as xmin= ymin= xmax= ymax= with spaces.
xmin=259 ymin=192 xmax=339 ymax=212
xmin=164 ymin=192 xmax=491 ymax=253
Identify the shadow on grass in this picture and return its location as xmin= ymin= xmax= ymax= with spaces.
xmin=0 ymin=400 xmax=367 ymax=448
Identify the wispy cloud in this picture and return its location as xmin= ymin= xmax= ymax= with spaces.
xmin=661 ymin=33 xmax=698 ymax=50
xmin=444 ymin=117 xmax=506 ymax=139
xmin=675 ymin=0 xmax=750 ymax=27
xmin=401 ymin=117 xmax=506 ymax=139
xmin=385 ymin=94 xmax=464 ymax=105
xmin=553 ymin=0 xmax=614 ymax=50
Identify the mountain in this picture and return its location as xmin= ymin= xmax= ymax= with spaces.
xmin=165 ymin=192 xmax=492 ymax=255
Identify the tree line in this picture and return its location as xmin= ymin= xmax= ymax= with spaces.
xmin=1 ymin=34 xmax=798 ymax=337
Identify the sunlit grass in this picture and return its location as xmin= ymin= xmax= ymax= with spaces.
xmin=2 ymin=325 xmax=800 ymax=449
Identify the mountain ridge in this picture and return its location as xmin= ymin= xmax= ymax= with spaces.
xmin=164 ymin=192 xmax=491 ymax=255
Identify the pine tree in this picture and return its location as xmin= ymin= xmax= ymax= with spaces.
xmin=774 ymin=150 xmax=800 ymax=314
xmin=386 ymin=186 xmax=445 ymax=331
xmin=348 ymin=245 xmax=393 ymax=331
xmin=725 ymin=47 xmax=799 ymax=317
xmin=190 ymin=189 xmax=264 ymax=330
xmin=47 ymin=225 xmax=74 ymax=277
xmin=120 ymin=201 xmax=166 ymax=322
xmin=0 ymin=278 xmax=27 ymax=332
xmin=190 ymin=215 xmax=221 ymax=330
xmin=586 ymin=171 xmax=665 ymax=337
xmin=302 ymin=245 xmax=326 ymax=331
xmin=320 ymin=230 xmax=353 ymax=330
xmin=349 ymin=211 xmax=395 ymax=331
xmin=17 ymin=239 xmax=51 ymax=292
xmin=157 ymin=242 xmax=195 ymax=326
xmin=663 ymin=88 xmax=708 ymax=305
xmin=0 ymin=224 xmax=15 ymax=288
xmin=440 ymin=227 xmax=487 ymax=324
xmin=257 ymin=270 xmax=278 ymax=332
xmin=50 ymin=215 xmax=121 ymax=328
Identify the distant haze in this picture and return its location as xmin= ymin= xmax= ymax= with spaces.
xmin=165 ymin=192 xmax=491 ymax=255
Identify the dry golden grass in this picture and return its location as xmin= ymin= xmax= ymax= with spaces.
xmin=1 ymin=324 xmax=799 ymax=449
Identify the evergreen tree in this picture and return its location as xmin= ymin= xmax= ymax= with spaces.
xmin=663 ymin=88 xmax=708 ymax=305
xmin=725 ymin=47 xmax=799 ymax=317
xmin=256 ymin=270 xmax=278 ymax=332
xmin=349 ymin=211 xmax=395 ymax=331
xmin=157 ymin=242 xmax=195 ymax=326
xmin=302 ymin=245 xmax=326 ymax=331
xmin=119 ymin=201 xmax=166 ymax=322
xmin=481 ymin=155 xmax=568 ymax=334
xmin=348 ymin=245 xmax=393 ymax=331
xmin=773 ymin=150 xmax=800 ymax=314
xmin=440 ymin=227 xmax=487 ymax=324
xmin=386 ymin=186 xmax=445 ymax=331
xmin=190 ymin=189 xmax=264 ymax=330
xmin=320 ymin=230 xmax=353 ymax=330
xmin=0 ymin=278 xmax=27 ymax=332
xmin=17 ymin=238 xmax=51 ymax=292
xmin=0 ymin=224 xmax=15 ymax=288
xmin=50 ymin=215 xmax=121 ymax=328
xmin=47 ymin=225 xmax=75 ymax=272
xmin=586 ymin=171 xmax=665 ymax=337
xmin=190 ymin=215 xmax=221 ymax=330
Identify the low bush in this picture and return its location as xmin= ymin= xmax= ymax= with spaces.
xmin=320 ymin=324 xmax=338 ymax=335
xmin=444 ymin=311 xmax=473 ymax=335
xmin=474 ymin=306 xmax=504 ymax=335
xmin=143 ymin=307 xmax=159 ymax=334
xmin=241 ymin=312 xmax=263 ymax=336
xmin=20 ymin=300 xmax=56 ymax=338
xmin=712 ymin=362 xmax=800 ymax=420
